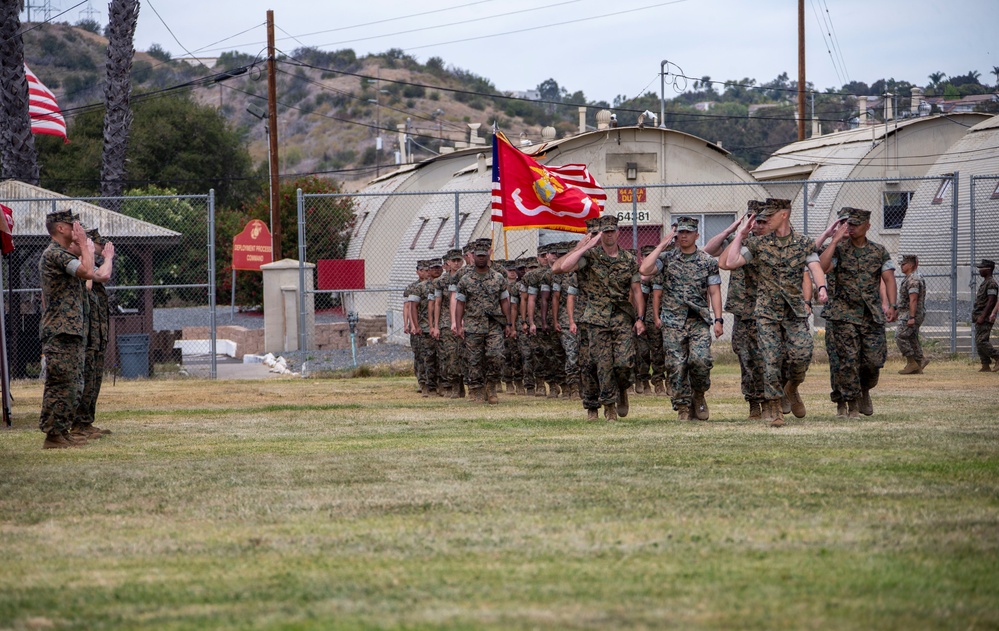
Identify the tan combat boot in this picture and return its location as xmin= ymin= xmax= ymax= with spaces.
xmin=71 ymin=424 xmax=104 ymax=440
xmin=603 ymin=404 xmax=618 ymax=421
xmin=847 ymin=399 xmax=861 ymax=419
xmin=692 ymin=391 xmax=709 ymax=420
xmin=859 ymin=388 xmax=874 ymax=416
xmin=760 ymin=400 xmax=774 ymax=424
xmin=535 ymin=383 xmax=547 ymax=397
xmin=898 ymin=358 xmax=920 ymax=374
xmin=676 ymin=404 xmax=691 ymax=421
xmin=616 ymin=386 xmax=629 ymax=418
xmin=546 ymin=382 xmax=561 ymax=399
xmin=440 ymin=385 xmax=452 ymax=398
xmin=449 ymin=385 xmax=461 ymax=399
xmin=515 ymin=380 xmax=526 ymax=395
xmin=748 ymin=401 xmax=762 ymax=421
xmin=486 ymin=382 xmax=499 ymax=405
xmin=770 ymin=400 xmax=785 ymax=428
xmin=980 ymin=360 xmax=992 ymax=372
xmin=920 ymin=358 xmax=931 ymax=372
xmin=524 ymin=385 xmax=535 ymax=396
xmin=504 ymin=380 xmax=515 ymax=394
xmin=779 ymin=391 xmax=792 ymax=415
xmin=586 ymin=408 xmax=599 ymax=421
xmin=469 ymin=387 xmax=486 ymax=404
xmin=836 ymin=401 xmax=848 ymax=418
xmin=653 ymin=379 xmax=667 ymax=396
xmin=634 ymin=379 xmax=645 ymax=395
xmin=783 ymin=382 xmax=806 ymax=418
xmin=421 ymin=383 xmax=431 ymax=398
xmin=43 ymin=432 xmax=84 ymax=449
xmin=457 ymin=380 xmax=466 ymax=398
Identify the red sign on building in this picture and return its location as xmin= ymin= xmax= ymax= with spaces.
xmin=232 ymin=219 xmax=273 ymax=271
xmin=617 ymin=188 xmax=647 ymax=203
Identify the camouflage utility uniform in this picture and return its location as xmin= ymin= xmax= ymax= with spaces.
xmin=38 ymin=241 xmax=89 ymax=436
xmin=635 ymin=270 xmax=667 ymax=392
xmin=895 ymin=269 xmax=926 ymax=364
xmin=741 ymin=229 xmax=819 ymax=402
xmin=456 ymin=267 xmax=510 ymax=392
xmin=502 ymin=271 xmax=524 ymax=389
xmin=77 ymin=254 xmax=109 ymax=428
xmin=824 ymin=240 xmax=895 ymax=405
xmin=653 ymin=247 xmax=721 ymax=411
xmin=403 ymin=277 xmax=424 ymax=390
xmin=553 ymin=268 xmax=580 ymax=397
xmin=576 ymin=247 xmax=640 ymax=408
xmin=435 ymin=268 xmax=461 ymax=395
xmin=973 ymin=274 xmax=999 ymax=364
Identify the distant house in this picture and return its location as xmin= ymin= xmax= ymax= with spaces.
xmin=924 ymin=93 xmax=999 ymax=113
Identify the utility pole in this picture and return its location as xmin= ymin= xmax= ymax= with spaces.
xmin=797 ymin=0 xmax=806 ymax=141
xmin=266 ymin=10 xmax=281 ymax=259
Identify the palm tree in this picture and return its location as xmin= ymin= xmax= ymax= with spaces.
xmin=100 ymin=0 xmax=140 ymax=208
xmin=992 ymin=66 xmax=999 ymax=89
xmin=928 ymin=72 xmax=946 ymax=90
xmin=0 ymin=0 xmax=39 ymax=184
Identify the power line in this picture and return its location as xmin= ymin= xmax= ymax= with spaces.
xmin=821 ymin=0 xmax=850 ymax=84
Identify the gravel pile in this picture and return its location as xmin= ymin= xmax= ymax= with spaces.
xmin=282 ymin=343 xmax=414 ymax=375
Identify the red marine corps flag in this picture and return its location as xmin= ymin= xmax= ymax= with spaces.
xmin=491 ymin=131 xmax=604 ymax=233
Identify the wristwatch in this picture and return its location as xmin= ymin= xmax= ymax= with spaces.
xmin=714 ymin=317 xmax=724 ymax=324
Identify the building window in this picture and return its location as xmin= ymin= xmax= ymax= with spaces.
xmin=410 ymin=218 xmax=430 ymax=250
xmin=883 ymin=191 xmax=913 ymax=230
xmin=808 ymin=182 xmax=824 ymax=205
xmin=428 ymin=217 xmax=449 ymax=249
xmin=932 ymin=179 xmax=951 ymax=205
xmin=448 ymin=213 xmax=471 ymax=247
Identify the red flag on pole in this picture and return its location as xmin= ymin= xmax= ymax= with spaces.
xmin=491 ymin=131 xmax=603 ymax=233
xmin=25 ymin=64 xmax=68 ymax=142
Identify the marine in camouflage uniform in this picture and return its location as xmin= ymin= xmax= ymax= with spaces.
xmin=454 ymin=239 xmax=514 ymax=404
xmin=569 ymin=219 xmax=602 ymax=414
xmin=552 ymin=242 xmax=581 ymax=399
xmin=634 ymin=244 xmax=667 ymax=396
xmin=404 ymin=262 xmax=428 ymax=393
xmin=38 ymin=210 xmax=95 ymax=449
xmin=553 ymin=215 xmax=644 ymax=421
xmin=973 ymin=259 xmax=999 ymax=371
xmin=525 ymin=244 xmax=559 ymax=397
xmin=75 ymin=227 xmax=115 ymax=438
xmin=434 ymin=249 xmax=464 ymax=397
xmin=813 ymin=208 xmax=851 ymax=415
xmin=725 ymin=198 xmax=829 ymax=427
xmin=501 ymin=260 xmax=525 ymax=393
xmin=895 ymin=254 xmax=929 ymax=374
xmin=819 ymin=207 xmax=898 ymax=418
xmin=517 ymin=256 xmax=540 ymax=395
xmin=710 ymin=201 xmax=767 ymax=419
xmin=643 ymin=217 xmax=724 ymax=421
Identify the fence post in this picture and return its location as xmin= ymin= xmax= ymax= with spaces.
xmin=631 ymin=186 xmax=639 ymax=251
xmin=950 ymin=172 xmax=959 ymax=356
xmin=208 ymin=189 xmax=217 ymax=379
xmin=969 ymin=175 xmax=978 ymax=360
xmin=802 ymin=181 xmax=809 ymax=236
xmin=297 ymin=188 xmax=307 ymax=354
xmin=454 ymin=192 xmax=460 ymax=248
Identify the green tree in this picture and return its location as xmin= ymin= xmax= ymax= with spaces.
xmin=38 ymin=92 xmax=255 ymax=208
xmin=216 ymin=176 xmax=356 ymax=305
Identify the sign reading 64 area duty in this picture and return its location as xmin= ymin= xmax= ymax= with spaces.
xmin=615 ymin=210 xmax=651 ymax=223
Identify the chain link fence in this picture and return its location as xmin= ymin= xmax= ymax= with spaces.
xmin=298 ymin=176 xmax=977 ymax=361
xmin=1 ymin=191 xmax=216 ymax=382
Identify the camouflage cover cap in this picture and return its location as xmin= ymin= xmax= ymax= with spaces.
xmin=462 ymin=243 xmax=475 ymax=254
xmin=514 ymin=257 xmax=529 ymax=268
xmin=747 ymin=199 xmax=767 ymax=213
xmin=977 ymin=258 xmax=996 ymax=270
xmin=445 ymin=248 xmax=463 ymax=260
xmin=760 ymin=198 xmax=792 ymax=217
xmin=416 ymin=259 xmax=428 ymax=270
xmin=584 ymin=217 xmax=601 ymax=232
xmin=674 ymin=216 xmax=699 ymax=232
xmin=429 ymin=258 xmax=443 ymax=268
xmin=598 ymin=215 xmax=619 ymax=232
xmin=555 ymin=241 xmax=572 ymax=254
xmin=472 ymin=238 xmax=492 ymax=255
xmin=843 ymin=207 xmax=871 ymax=225
xmin=47 ymin=209 xmax=79 ymax=224
xmin=900 ymin=254 xmax=918 ymax=265
xmin=836 ymin=206 xmax=852 ymax=219
xmin=640 ymin=244 xmax=657 ymax=255
xmin=524 ymin=256 xmax=540 ymax=268
xmin=86 ymin=227 xmax=108 ymax=244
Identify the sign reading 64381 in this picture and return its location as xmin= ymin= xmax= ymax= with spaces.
xmin=615 ymin=211 xmax=650 ymax=223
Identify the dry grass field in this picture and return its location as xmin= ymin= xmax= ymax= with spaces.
xmin=1 ymin=359 xmax=997 ymax=630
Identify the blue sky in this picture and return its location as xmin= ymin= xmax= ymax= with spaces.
xmin=38 ymin=0 xmax=999 ymax=103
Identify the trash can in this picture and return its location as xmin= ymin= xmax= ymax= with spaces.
xmin=118 ymin=333 xmax=150 ymax=378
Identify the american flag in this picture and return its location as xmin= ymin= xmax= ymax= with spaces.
xmin=491 ymin=133 xmax=605 ymax=223
xmin=25 ymin=64 xmax=67 ymax=142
